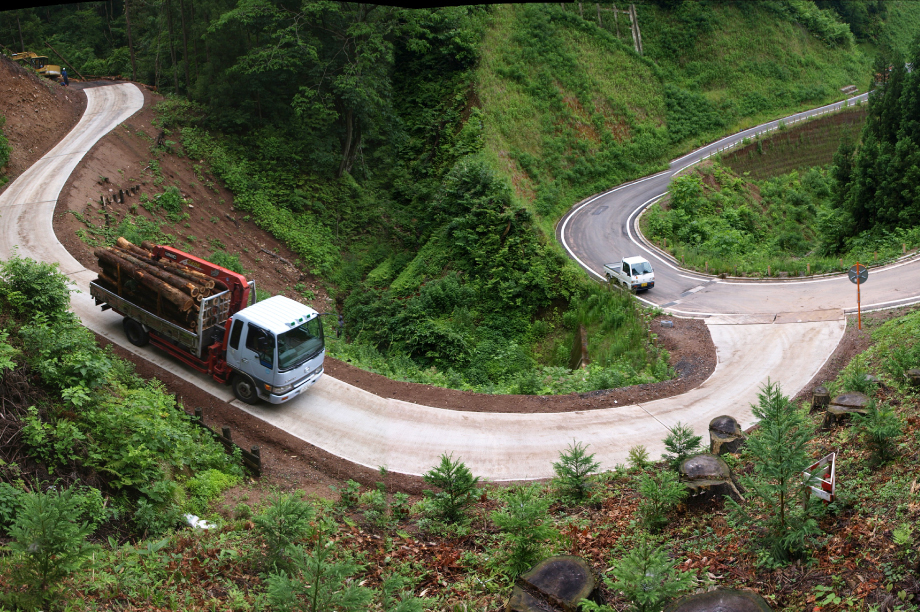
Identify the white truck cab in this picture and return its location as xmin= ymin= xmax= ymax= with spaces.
xmin=604 ymin=256 xmax=655 ymax=292
xmin=225 ymin=295 xmax=325 ymax=404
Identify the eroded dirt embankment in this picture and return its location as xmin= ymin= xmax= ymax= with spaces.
xmin=0 ymin=55 xmax=84 ymax=189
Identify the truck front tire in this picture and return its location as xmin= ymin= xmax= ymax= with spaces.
xmin=233 ymin=374 xmax=261 ymax=405
xmin=123 ymin=318 xmax=149 ymax=347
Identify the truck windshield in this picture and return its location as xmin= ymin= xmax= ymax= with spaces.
xmin=631 ymin=262 xmax=653 ymax=275
xmin=277 ymin=316 xmax=324 ymax=371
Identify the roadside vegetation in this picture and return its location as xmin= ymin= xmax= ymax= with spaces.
xmin=2 ymin=256 xmax=919 ymax=609
xmin=7 ymin=2 xmax=919 ymax=395
xmin=0 ymin=113 xmax=9 ymax=186
xmin=644 ymin=36 xmax=920 ymax=279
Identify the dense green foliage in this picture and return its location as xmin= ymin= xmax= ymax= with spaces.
xmin=0 ymin=254 xmax=242 ymax=541
xmin=828 ymin=39 xmax=920 ymax=248
xmin=0 ymin=113 xmax=10 ymax=185
xmin=643 ymin=158 xmax=920 ymax=276
xmin=8 ymin=2 xmax=918 ymax=394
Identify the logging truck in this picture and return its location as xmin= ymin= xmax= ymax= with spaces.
xmin=89 ymin=239 xmax=325 ymax=405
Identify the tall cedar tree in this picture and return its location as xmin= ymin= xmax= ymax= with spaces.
xmin=834 ymin=36 xmax=920 ymax=232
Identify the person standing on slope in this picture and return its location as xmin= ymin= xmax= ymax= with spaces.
xmin=61 ymin=68 xmax=69 ymax=86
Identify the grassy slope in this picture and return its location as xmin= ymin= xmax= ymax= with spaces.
xmin=476 ymin=2 xmax=920 ymax=232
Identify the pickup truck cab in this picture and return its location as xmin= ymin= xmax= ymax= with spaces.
xmin=604 ymin=256 xmax=655 ymax=292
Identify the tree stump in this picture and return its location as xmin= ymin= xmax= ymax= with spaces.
xmin=709 ymin=415 xmax=745 ymax=455
xmin=822 ymin=392 xmax=870 ymax=429
xmin=811 ymin=385 xmax=829 ymax=412
xmin=664 ymin=589 xmax=773 ymax=612
xmin=679 ymin=453 xmax=744 ymax=501
xmin=906 ymin=369 xmax=920 ymax=388
xmin=507 ymin=556 xmax=603 ymax=612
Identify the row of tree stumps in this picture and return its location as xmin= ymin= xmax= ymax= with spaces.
xmin=507 ymin=415 xmax=770 ymax=612
xmin=100 ymin=184 xmax=141 ymax=207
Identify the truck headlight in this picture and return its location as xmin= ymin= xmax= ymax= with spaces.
xmin=271 ymin=383 xmax=293 ymax=394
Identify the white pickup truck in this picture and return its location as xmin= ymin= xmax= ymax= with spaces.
xmin=604 ymin=256 xmax=655 ymax=292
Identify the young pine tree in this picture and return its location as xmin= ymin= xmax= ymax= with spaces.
xmin=5 ymin=486 xmax=96 ymax=608
xmin=853 ymin=401 xmax=902 ymax=465
xmin=422 ymin=454 xmax=480 ymax=523
xmin=491 ymin=484 xmax=558 ymax=577
xmin=266 ymin=526 xmax=373 ymax=612
xmin=581 ymin=537 xmax=694 ymax=612
xmin=552 ymin=441 xmax=600 ymax=502
xmin=727 ymin=380 xmax=821 ymax=563
xmin=661 ymin=422 xmax=703 ymax=471
xmin=636 ymin=471 xmax=687 ymax=533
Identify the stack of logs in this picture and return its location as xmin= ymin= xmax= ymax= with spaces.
xmin=94 ymin=237 xmax=227 ymax=331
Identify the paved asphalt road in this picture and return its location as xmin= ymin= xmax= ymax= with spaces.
xmin=557 ymin=92 xmax=920 ymax=318
xmin=0 ymin=84 xmax=909 ymax=480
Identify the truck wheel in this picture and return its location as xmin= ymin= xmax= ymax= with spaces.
xmin=606 ymin=273 xmax=612 ymax=283
xmin=123 ymin=318 xmax=149 ymax=347
xmin=233 ymin=374 xmax=260 ymax=405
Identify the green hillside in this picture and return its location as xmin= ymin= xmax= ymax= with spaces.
xmin=478 ymin=1 xmax=898 ymax=226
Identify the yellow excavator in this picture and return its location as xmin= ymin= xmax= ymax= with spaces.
xmin=10 ymin=51 xmax=61 ymax=80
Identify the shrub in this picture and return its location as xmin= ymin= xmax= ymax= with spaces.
xmin=581 ymin=538 xmax=694 ymax=612
xmin=552 ymin=441 xmax=600 ymax=503
xmin=155 ymin=186 xmax=184 ymax=214
xmin=359 ymin=489 xmax=389 ymax=527
xmin=661 ymin=422 xmax=703 ymax=471
xmin=254 ymin=494 xmax=316 ymax=569
xmin=491 ymin=484 xmax=558 ymax=577
xmin=0 ymin=482 xmax=23 ymax=535
xmin=422 ymin=454 xmax=480 ymax=524
xmin=0 ymin=253 xmax=75 ymax=319
xmin=853 ymin=401 xmax=902 ymax=464
xmin=627 ymin=445 xmax=651 ymax=471
xmin=332 ymin=479 xmax=362 ymax=509
xmin=266 ymin=525 xmax=373 ymax=612
xmin=209 ymin=249 xmax=245 ymax=274
xmin=0 ymin=114 xmax=10 ymax=182
xmin=4 ymin=486 xmax=96 ymax=608
xmin=186 ymin=468 xmax=240 ymax=515
xmin=636 ymin=471 xmax=687 ymax=533
xmin=133 ymin=497 xmax=182 ymax=537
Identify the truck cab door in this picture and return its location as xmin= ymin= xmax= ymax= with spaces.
xmin=226 ymin=319 xmax=244 ymax=369
xmin=238 ymin=323 xmax=275 ymax=383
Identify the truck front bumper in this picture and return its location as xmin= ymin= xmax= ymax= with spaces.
xmin=261 ymin=367 xmax=324 ymax=404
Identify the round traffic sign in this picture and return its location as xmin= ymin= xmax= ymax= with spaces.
xmin=848 ymin=263 xmax=868 ymax=284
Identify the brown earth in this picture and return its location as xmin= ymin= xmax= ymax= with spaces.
xmin=0 ymin=54 xmax=84 ymax=189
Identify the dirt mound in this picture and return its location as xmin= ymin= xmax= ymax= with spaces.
xmin=0 ymin=54 xmax=83 ymax=186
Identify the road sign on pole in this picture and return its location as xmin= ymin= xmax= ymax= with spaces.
xmin=848 ymin=263 xmax=868 ymax=329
